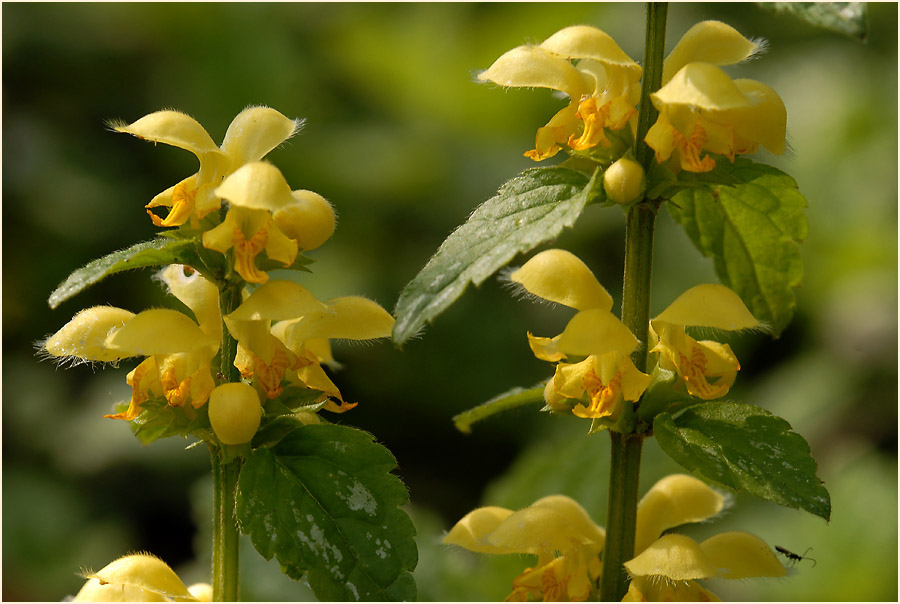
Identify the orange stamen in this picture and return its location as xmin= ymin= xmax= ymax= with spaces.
xmin=677 ymin=345 xmax=729 ymax=399
xmin=161 ymin=367 xmax=191 ymax=407
xmin=583 ymin=369 xmax=623 ymax=416
xmin=674 ymin=122 xmax=716 ymax=172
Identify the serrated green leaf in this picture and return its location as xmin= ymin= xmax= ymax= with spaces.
xmin=48 ymin=237 xmax=201 ymax=309
xmin=758 ymin=2 xmax=868 ymax=40
xmin=668 ymin=159 xmax=807 ymax=335
xmin=452 ymin=384 xmax=545 ymax=434
xmin=392 ymin=166 xmax=595 ymax=345
xmin=236 ymin=424 xmax=417 ymax=601
xmin=654 ymin=401 xmax=831 ymax=520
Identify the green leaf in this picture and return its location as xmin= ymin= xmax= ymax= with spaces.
xmin=48 ymin=237 xmax=201 ymax=309
xmin=654 ymin=401 xmax=831 ymax=520
xmin=668 ymin=159 xmax=807 ymax=335
xmin=128 ymin=396 xmax=213 ymax=445
xmin=452 ymin=384 xmax=545 ymax=434
xmin=236 ymin=424 xmax=417 ymax=601
xmin=392 ymin=166 xmax=595 ymax=345
xmin=758 ymin=2 xmax=868 ymax=40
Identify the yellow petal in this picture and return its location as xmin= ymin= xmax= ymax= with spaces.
xmin=556 ymin=309 xmax=638 ymax=357
xmin=74 ymin=578 xmax=169 ymax=602
xmin=160 ymin=265 xmax=221 ymax=341
xmin=82 ymin=554 xmax=195 ymax=602
xmin=105 ymin=309 xmax=216 ymax=356
xmin=551 ymin=357 xmax=595 ymax=400
xmin=654 ymin=284 xmax=761 ymax=330
xmin=634 ymin=474 xmax=725 ymax=554
xmin=511 ymin=249 xmax=612 ymax=311
xmin=488 ymin=506 xmax=581 ymax=555
xmin=478 ymin=45 xmax=591 ymax=99
xmin=114 ymin=110 xmax=220 ymax=158
xmin=540 ymin=25 xmax=640 ymax=75
xmin=227 ymin=280 xmax=329 ymax=322
xmin=653 ymin=63 xmax=749 ymax=112
xmin=700 ymin=531 xmax=787 ymax=579
xmin=527 ymin=103 xmax=580 ymax=160
xmin=285 ymin=296 xmax=394 ymax=342
xmin=530 ymin=495 xmax=605 ymax=547
xmin=443 ymin=506 xmax=515 ymax=554
xmin=526 ymin=332 xmax=566 ymax=362
xmin=215 ymin=161 xmax=296 ymax=211
xmin=262 ymin=217 xmax=300 ymax=267
xmin=273 ymin=190 xmax=336 ymax=251
xmin=663 ymin=20 xmax=757 ymax=84
xmin=44 ymin=306 xmax=135 ymax=362
xmin=625 ymin=533 xmax=718 ymax=580
xmin=296 ymin=361 xmax=342 ymax=399
xmin=220 ymin=106 xmax=301 ymax=168
xmin=725 ymin=79 xmax=787 ymax=155
xmin=644 ymin=111 xmax=678 ymax=164
xmin=187 ymin=584 xmax=213 ymax=602
xmin=624 ymin=576 xmax=720 ymax=602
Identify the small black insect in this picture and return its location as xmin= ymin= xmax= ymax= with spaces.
xmin=775 ymin=545 xmax=816 ymax=567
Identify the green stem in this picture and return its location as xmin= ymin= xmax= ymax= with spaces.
xmin=211 ymin=283 xmax=244 ymax=602
xmin=599 ymin=4 xmax=667 ymax=600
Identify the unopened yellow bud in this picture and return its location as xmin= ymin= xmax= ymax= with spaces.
xmin=208 ymin=382 xmax=262 ymax=445
xmin=274 ymin=190 xmax=336 ymax=251
xmin=603 ymin=158 xmax=645 ymax=205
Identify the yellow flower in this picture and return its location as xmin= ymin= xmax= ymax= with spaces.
xmin=510 ymin=249 xmax=650 ymax=419
xmin=444 ymin=495 xmax=605 ymax=601
xmin=479 ymin=26 xmax=641 ymax=161
xmin=114 ymin=106 xmax=300 ymax=227
xmin=201 ymin=161 xmax=335 ymax=283
xmin=73 ymin=553 xmax=210 ymax=602
xmin=225 ymin=281 xmax=394 ymax=412
xmin=444 ymin=475 xmax=785 ymax=602
xmin=623 ymin=475 xmax=786 ymax=601
xmin=650 ymin=284 xmax=761 ymax=400
xmin=644 ymin=21 xmax=786 ymax=172
xmin=43 ymin=265 xmax=220 ymax=419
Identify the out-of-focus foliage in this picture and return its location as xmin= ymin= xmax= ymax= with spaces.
xmin=3 ymin=3 xmax=896 ymax=601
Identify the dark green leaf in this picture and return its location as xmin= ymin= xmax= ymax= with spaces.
xmin=452 ymin=385 xmax=545 ymax=434
xmin=48 ymin=237 xmax=201 ymax=309
xmin=129 ymin=396 xmax=213 ymax=445
xmin=758 ymin=2 xmax=868 ymax=40
xmin=654 ymin=401 xmax=831 ymax=520
xmin=392 ymin=166 xmax=595 ymax=345
xmin=237 ymin=424 xmax=417 ymax=601
xmin=668 ymin=159 xmax=807 ymax=335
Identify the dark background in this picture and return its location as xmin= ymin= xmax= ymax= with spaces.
xmin=4 ymin=3 xmax=897 ymax=601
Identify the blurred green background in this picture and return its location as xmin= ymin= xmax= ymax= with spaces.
xmin=3 ymin=3 xmax=896 ymax=601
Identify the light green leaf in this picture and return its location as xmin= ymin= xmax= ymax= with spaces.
xmin=48 ymin=237 xmax=200 ymax=309
xmin=452 ymin=385 xmax=545 ymax=434
xmin=392 ymin=166 xmax=595 ymax=345
xmin=759 ymin=2 xmax=868 ymax=40
xmin=668 ymin=159 xmax=807 ymax=335
xmin=236 ymin=424 xmax=417 ymax=601
xmin=654 ymin=401 xmax=831 ymax=520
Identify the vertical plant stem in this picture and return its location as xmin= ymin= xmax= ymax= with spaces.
xmin=212 ymin=282 xmax=244 ymax=602
xmin=599 ymin=4 xmax=667 ymax=601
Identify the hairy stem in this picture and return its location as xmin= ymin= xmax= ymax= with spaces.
xmin=599 ymin=3 xmax=667 ymax=600
xmin=211 ymin=283 xmax=244 ymax=602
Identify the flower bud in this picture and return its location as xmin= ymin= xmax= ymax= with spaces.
xmin=208 ymin=382 xmax=262 ymax=445
xmin=274 ymin=190 xmax=336 ymax=251
xmin=603 ymin=157 xmax=645 ymax=205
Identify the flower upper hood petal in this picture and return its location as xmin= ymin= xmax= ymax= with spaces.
xmin=653 ymin=62 xmax=751 ymax=111
xmin=227 ymin=280 xmax=330 ymax=322
xmin=699 ymin=531 xmax=788 ymax=579
xmin=478 ymin=45 xmax=592 ymax=98
xmin=652 ymin=284 xmax=761 ymax=330
xmin=220 ymin=106 xmax=302 ymax=169
xmin=634 ymin=474 xmax=725 ymax=554
xmin=215 ymin=161 xmax=296 ymax=211
xmin=105 ymin=309 xmax=217 ymax=356
xmin=539 ymin=25 xmax=641 ymax=75
xmin=284 ymin=296 xmax=394 ymax=343
xmin=114 ymin=110 xmax=221 ymax=158
xmin=556 ymin=308 xmax=639 ymax=357
xmin=443 ymin=506 xmax=515 ymax=554
xmin=625 ymin=533 xmax=719 ymax=581
xmin=663 ymin=20 xmax=758 ymax=84
xmin=511 ymin=249 xmax=613 ymax=311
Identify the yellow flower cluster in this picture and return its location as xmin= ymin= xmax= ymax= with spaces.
xmin=444 ymin=474 xmax=786 ymax=602
xmin=44 ymin=108 xmax=395 ymax=424
xmin=481 ymin=21 xmax=786 ymax=172
xmin=510 ymin=249 xmax=761 ymax=421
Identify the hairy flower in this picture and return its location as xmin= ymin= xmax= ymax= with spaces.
xmin=225 ymin=281 xmax=394 ymax=411
xmin=644 ymin=21 xmax=786 ymax=172
xmin=444 ymin=475 xmax=785 ymax=602
xmin=479 ymin=25 xmax=641 ymax=160
xmin=114 ymin=106 xmax=301 ymax=227
xmin=73 ymin=553 xmax=210 ymax=602
xmin=510 ymin=249 xmax=650 ymax=420
xmin=650 ymin=284 xmax=762 ymax=400
xmin=202 ymin=161 xmax=335 ymax=283
xmin=43 ymin=265 xmax=220 ymax=419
